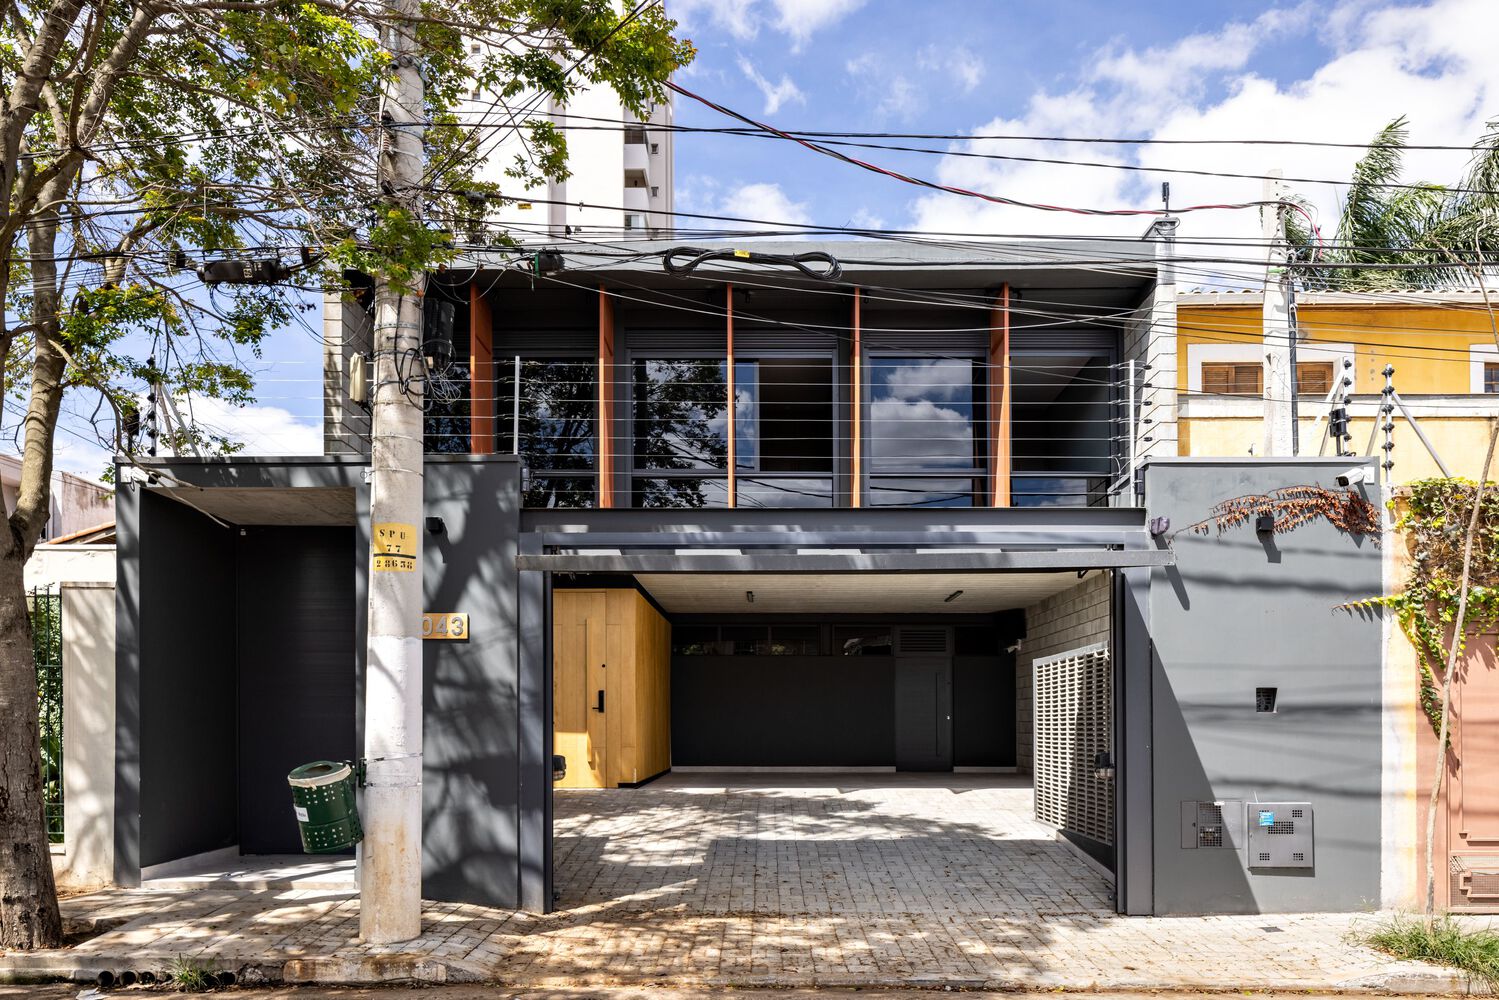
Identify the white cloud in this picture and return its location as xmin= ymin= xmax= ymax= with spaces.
xmin=671 ymin=0 xmax=863 ymax=50
xmin=846 ymin=53 xmax=920 ymax=120
xmin=903 ymin=0 xmax=1499 ymax=286
xmin=678 ymin=175 xmax=812 ymax=230
xmin=669 ymin=0 xmax=760 ymax=41
xmin=768 ymin=0 xmax=866 ymax=52
xmin=179 ymin=397 xmax=323 ymax=456
xmin=726 ymin=182 xmax=812 ymax=227
xmin=919 ymin=44 xmax=985 ymax=94
xmin=737 ymin=55 xmax=805 ymax=114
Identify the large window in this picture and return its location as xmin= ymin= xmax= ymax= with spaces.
xmin=866 ymin=356 xmax=986 ymax=507
xmin=1010 ymin=353 xmax=1114 ymax=507
xmin=631 ymin=357 xmax=729 ymax=508
xmin=630 ymin=357 xmax=835 ymax=508
xmin=497 ymin=358 xmax=597 ymax=507
xmin=734 ymin=358 xmax=834 ymax=507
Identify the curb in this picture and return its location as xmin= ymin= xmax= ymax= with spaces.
xmin=0 ymin=955 xmax=1487 ymax=993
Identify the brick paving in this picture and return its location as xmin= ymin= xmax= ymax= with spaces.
xmin=3 ymin=775 xmax=1482 ymax=990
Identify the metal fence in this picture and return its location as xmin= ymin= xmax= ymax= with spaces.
xmin=30 ymin=587 xmax=63 ymax=843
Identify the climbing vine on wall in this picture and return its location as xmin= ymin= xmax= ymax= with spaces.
xmin=1348 ymin=478 xmax=1499 ymax=737
xmin=1178 ymin=485 xmax=1382 ymax=541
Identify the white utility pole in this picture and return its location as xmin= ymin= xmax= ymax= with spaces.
xmin=361 ymin=4 xmax=426 ymax=944
xmin=1262 ymin=170 xmax=1294 ymax=456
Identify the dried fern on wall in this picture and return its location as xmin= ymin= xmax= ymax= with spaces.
xmin=1178 ymin=485 xmax=1382 ymax=541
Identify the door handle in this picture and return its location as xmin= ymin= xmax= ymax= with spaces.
xmin=593 ymin=689 xmax=605 ymax=713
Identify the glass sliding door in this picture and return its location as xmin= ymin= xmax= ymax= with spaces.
xmin=733 ymin=358 xmax=834 ymax=507
xmin=631 ymin=357 xmax=730 ymax=507
xmin=865 ymin=356 xmax=987 ymax=507
xmin=1008 ymin=352 xmax=1116 ymax=507
xmin=496 ymin=358 xmax=598 ymax=507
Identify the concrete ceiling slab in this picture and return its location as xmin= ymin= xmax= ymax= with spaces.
xmin=149 ymin=486 xmax=356 ymax=526
xmin=634 ymin=570 xmax=1096 ymax=615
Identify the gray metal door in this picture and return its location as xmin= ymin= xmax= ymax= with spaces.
xmin=895 ymin=654 xmax=952 ymax=771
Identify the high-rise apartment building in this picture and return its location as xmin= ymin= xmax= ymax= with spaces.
xmin=470 ymin=78 xmax=675 ymax=241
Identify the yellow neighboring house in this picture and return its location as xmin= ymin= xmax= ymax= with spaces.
xmin=1176 ymin=289 xmax=1499 ymax=482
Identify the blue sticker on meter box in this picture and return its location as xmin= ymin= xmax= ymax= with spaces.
xmin=1258 ymin=810 xmax=1276 ymax=826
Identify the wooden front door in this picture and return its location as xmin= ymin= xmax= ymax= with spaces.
xmin=553 ymin=590 xmax=608 ymax=788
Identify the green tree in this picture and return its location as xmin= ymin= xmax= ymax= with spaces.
xmin=0 ymin=0 xmax=689 ymax=949
xmin=1288 ymin=116 xmax=1499 ymax=289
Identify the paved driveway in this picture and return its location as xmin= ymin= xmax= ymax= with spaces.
xmin=553 ymin=773 xmax=1113 ymax=916
xmin=18 ymin=773 xmax=1456 ymax=990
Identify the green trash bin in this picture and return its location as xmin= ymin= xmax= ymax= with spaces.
xmin=287 ymin=760 xmax=363 ymax=853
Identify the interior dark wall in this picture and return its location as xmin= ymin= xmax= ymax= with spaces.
xmin=236 ymin=527 xmax=356 ymax=854
xmin=137 ymin=490 xmax=237 ymax=868
xmin=953 ymin=653 xmax=1016 ymax=766
xmin=672 ymin=655 xmax=895 ymax=766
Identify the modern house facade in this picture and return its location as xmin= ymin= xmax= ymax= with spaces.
xmin=110 ymin=236 xmax=1412 ymax=918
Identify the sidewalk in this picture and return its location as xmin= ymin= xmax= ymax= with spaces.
xmin=1 ymin=885 xmax=1490 ymax=992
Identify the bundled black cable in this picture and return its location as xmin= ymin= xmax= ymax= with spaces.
xmin=662 ymin=245 xmax=843 ymax=281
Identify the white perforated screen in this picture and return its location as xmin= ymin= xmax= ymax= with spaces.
xmin=1032 ymin=642 xmax=1113 ymax=847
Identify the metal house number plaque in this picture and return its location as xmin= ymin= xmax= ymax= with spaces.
xmin=421 ymin=613 xmax=469 ymax=640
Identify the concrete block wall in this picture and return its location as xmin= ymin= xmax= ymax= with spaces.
xmin=1016 ymin=571 xmax=1112 ymax=773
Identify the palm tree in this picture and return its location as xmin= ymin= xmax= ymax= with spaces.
xmin=1287 ymin=116 xmax=1499 ymax=289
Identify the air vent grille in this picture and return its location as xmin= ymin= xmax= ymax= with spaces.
xmin=897 ymin=628 xmax=950 ymax=654
xmin=1267 ymin=821 xmax=1296 ymax=835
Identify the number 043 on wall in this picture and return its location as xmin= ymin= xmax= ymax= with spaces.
xmin=422 ymin=613 xmax=469 ymax=640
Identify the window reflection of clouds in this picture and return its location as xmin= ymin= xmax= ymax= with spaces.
xmin=878 ymin=358 xmax=971 ymax=403
xmin=869 ymin=358 xmax=976 ymax=470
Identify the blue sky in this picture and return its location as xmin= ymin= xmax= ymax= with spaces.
xmin=669 ymin=0 xmax=1499 ymax=243
xmin=41 ymin=0 xmax=1499 ymax=477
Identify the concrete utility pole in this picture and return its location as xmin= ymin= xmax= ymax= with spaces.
xmin=1262 ymin=170 xmax=1294 ymax=456
xmin=361 ymin=3 xmax=426 ymax=944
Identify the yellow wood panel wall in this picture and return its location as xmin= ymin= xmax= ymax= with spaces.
xmin=633 ymin=593 xmax=671 ymax=783
xmin=553 ymin=590 xmax=606 ymax=788
xmin=553 ymin=588 xmax=671 ymax=788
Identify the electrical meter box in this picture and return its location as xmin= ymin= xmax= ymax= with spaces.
xmin=1180 ymin=799 xmax=1245 ymax=851
xmin=1246 ymin=802 xmax=1314 ymax=869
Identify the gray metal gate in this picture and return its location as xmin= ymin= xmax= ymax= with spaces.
xmin=1032 ymin=642 xmax=1112 ymax=846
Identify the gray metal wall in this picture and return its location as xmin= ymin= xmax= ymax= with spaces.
xmin=115 ymin=456 xmax=538 ymax=910
xmin=419 ymin=460 xmax=529 ymax=908
xmin=1144 ymin=458 xmax=1383 ymax=913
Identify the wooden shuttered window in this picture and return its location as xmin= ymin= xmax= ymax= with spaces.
xmin=1201 ymin=360 xmax=1335 ymax=396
